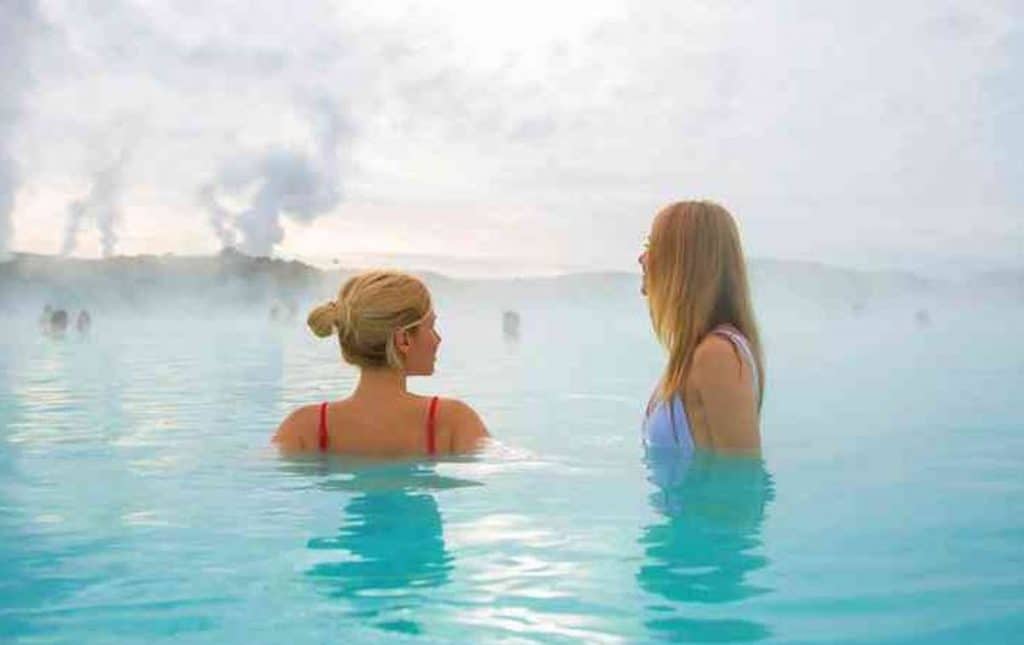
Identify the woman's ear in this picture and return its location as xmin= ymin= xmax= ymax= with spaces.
xmin=394 ymin=328 xmax=412 ymax=355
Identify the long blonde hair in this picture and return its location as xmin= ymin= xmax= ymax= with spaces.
xmin=307 ymin=270 xmax=432 ymax=369
xmin=646 ymin=201 xmax=764 ymax=406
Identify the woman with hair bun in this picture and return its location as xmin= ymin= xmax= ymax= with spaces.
xmin=273 ymin=270 xmax=489 ymax=456
xmin=639 ymin=201 xmax=765 ymax=456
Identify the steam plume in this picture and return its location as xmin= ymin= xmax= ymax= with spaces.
xmin=60 ymin=150 xmax=127 ymax=258
xmin=200 ymin=97 xmax=345 ymax=257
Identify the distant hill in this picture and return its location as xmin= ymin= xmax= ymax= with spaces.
xmin=748 ymin=258 xmax=939 ymax=307
xmin=966 ymin=269 xmax=1024 ymax=295
xmin=0 ymin=250 xmax=1019 ymax=314
xmin=0 ymin=248 xmax=328 ymax=313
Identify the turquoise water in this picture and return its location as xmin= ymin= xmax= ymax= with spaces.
xmin=2 ymin=278 xmax=1023 ymax=643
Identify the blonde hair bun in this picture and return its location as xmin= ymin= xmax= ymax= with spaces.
xmin=307 ymin=301 xmax=338 ymax=338
xmin=311 ymin=270 xmax=432 ymax=369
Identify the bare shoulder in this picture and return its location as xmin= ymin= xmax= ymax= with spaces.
xmin=439 ymin=397 xmax=488 ymax=430
xmin=691 ymin=334 xmax=748 ymax=386
xmin=272 ymin=404 xmax=320 ymax=451
xmin=688 ymin=334 xmax=760 ymax=455
xmin=438 ymin=397 xmax=489 ymax=452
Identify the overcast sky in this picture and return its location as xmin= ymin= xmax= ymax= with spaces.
xmin=2 ymin=0 xmax=1021 ymax=276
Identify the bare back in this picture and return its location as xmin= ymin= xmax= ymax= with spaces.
xmin=273 ymin=394 xmax=487 ymax=457
xmin=683 ymin=330 xmax=761 ymax=454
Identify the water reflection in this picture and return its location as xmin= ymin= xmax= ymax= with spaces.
xmin=0 ymin=333 xmax=101 ymax=636
xmin=637 ymin=452 xmax=774 ymax=642
xmin=302 ymin=461 xmax=476 ymax=635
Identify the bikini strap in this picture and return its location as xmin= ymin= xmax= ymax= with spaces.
xmin=317 ymin=401 xmax=329 ymax=452
xmin=711 ymin=326 xmax=760 ymax=402
xmin=426 ymin=396 xmax=439 ymax=456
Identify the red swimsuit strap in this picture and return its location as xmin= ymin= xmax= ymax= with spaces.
xmin=318 ymin=401 xmax=329 ymax=452
xmin=426 ymin=396 xmax=439 ymax=456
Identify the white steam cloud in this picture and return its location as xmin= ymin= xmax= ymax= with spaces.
xmin=199 ymin=97 xmax=345 ymax=257
xmin=0 ymin=0 xmax=40 ymax=260
xmin=60 ymin=150 xmax=128 ymax=258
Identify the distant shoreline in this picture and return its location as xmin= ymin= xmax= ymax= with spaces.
xmin=5 ymin=248 xmax=1016 ymax=285
xmin=2 ymin=248 xmax=1020 ymax=314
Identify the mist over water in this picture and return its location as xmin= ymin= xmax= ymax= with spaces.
xmin=2 ymin=260 xmax=1023 ymax=641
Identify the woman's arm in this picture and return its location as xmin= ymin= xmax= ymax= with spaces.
xmin=446 ymin=399 xmax=490 ymax=453
xmin=272 ymin=406 xmax=314 ymax=452
xmin=688 ymin=336 xmax=761 ymax=455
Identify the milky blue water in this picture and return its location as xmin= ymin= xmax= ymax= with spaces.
xmin=1 ymin=278 xmax=1023 ymax=643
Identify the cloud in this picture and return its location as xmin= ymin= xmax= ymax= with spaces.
xmin=198 ymin=96 xmax=347 ymax=256
xmin=60 ymin=147 xmax=128 ymax=258
xmin=6 ymin=0 xmax=1023 ymax=274
xmin=0 ymin=0 xmax=44 ymax=259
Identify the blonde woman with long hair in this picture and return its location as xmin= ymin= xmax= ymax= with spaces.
xmin=639 ymin=201 xmax=765 ymax=456
xmin=273 ymin=270 xmax=489 ymax=456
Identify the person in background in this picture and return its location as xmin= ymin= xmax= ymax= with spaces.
xmin=76 ymin=310 xmax=92 ymax=334
xmin=273 ymin=270 xmax=489 ymax=457
xmin=502 ymin=310 xmax=520 ymax=341
xmin=39 ymin=304 xmax=53 ymax=333
xmin=639 ymin=201 xmax=765 ymax=457
xmin=49 ymin=309 xmax=69 ymax=337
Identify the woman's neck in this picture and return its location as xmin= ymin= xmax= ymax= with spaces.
xmin=353 ymin=367 xmax=407 ymax=399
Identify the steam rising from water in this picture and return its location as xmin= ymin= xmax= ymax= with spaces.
xmin=61 ymin=150 xmax=128 ymax=258
xmin=199 ymin=97 xmax=345 ymax=257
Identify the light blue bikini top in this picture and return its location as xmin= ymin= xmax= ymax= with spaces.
xmin=642 ymin=326 xmax=760 ymax=457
